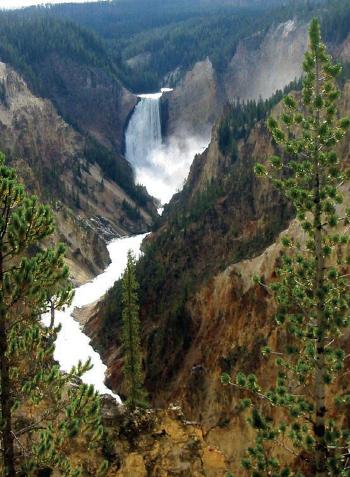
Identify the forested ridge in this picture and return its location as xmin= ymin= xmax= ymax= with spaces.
xmin=15 ymin=0 xmax=348 ymax=92
xmin=0 ymin=12 xmax=157 ymax=210
xmin=0 ymin=0 xmax=348 ymax=93
xmin=0 ymin=14 xmax=120 ymax=96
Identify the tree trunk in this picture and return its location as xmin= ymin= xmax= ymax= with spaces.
xmin=0 ymin=251 xmax=16 ymax=477
xmin=314 ymin=183 xmax=327 ymax=476
xmin=49 ymin=300 xmax=55 ymax=329
xmin=313 ymin=51 xmax=327 ymax=477
xmin=127 ymin=262 xmax=137 ymax=409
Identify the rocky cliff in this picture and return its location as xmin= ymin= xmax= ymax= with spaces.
xmin=161 ymin=19 xmax=309 ymax=143
xmin=46 ymin=399 xmax=227 ymax=477
xmin=165 ymin=58 xmax=223 ymax=140
xmin=0 ymin=61 xmax=155 ymax=283
xmin=223 ymin=20 xmax=308 ymax=101
xmin=101 ymin=402 xmax=227 ymax=477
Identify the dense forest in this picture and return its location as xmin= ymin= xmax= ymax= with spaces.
xmin=218 ymin=79 xmax=302 ymax=158
xmin=13 ymin=0 xmax=333 ymax=92
xmin=0 ymin=0 xmax=346 ymax=93
xmin=0 ymin=14 xmax=120 ymax=95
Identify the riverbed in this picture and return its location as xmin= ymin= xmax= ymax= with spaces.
xmin=43 ymin=233 xmax=147 ymax=401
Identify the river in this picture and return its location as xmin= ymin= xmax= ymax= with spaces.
xmin=43 ymin=234 xmax=147 ymax=401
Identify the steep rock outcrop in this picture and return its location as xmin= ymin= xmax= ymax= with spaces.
xmin=224 ymin=20 xmax=308 ymax=101
xmin=339 ymin=32 xmax=350 ymax=62
xmin=104 ymin=403 xmax=227 ymax=476
xmin=49 ymin=400 xmax=227 ymax=476
xmin=162 ymin=20 xmax=308 ymax=145
xmin=165 ymin=59 xmax=223 ymax=140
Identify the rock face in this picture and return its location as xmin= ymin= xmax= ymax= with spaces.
xmin=0 ymin=61 xmax=154 ymax=283
xmin=163 ymin=20 xmax=308 ymax=142
xmin=100 ymin=402 xmax=227 ymax=477
xmin=339 ymin=32 xmax=350 ymax=62
xmin=223 ymin=20 xmax=308 ymax=101
xmin=166 ymin=58 xmax=223 ymax=140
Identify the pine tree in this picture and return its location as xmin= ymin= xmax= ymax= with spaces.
xmin=0 ymin=153 xmax=106 ymax=476
xmin=121 ymin=250 xmax=147 ymax=409
xmin=222 ymin=19 xmax=350 ymax=476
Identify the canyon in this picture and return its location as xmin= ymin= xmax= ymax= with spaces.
xmin=0 ymin=1 xmax=349 ymax=474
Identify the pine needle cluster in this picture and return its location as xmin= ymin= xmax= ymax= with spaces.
xmin=0 ymin=153 xmax=107 ymax=477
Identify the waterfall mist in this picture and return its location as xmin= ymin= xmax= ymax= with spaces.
xmin=136 ymin=135 xmax=208 ymax=204
xmin=125 ymin=92 xmax=209 ymax=204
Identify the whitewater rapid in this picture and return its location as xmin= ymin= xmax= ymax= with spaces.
xmin=43 ymin=234 xmax=147 ymax=401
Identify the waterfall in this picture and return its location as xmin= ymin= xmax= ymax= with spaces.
xmin=125 ymin=88 xmax=208 ymax=204
xmin=125 ymin=93 xmax=162 ymax=167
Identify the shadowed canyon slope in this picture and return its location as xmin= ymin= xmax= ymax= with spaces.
xmin=0 ymin=15 xmax=138 ymax=155
xmin=36 ymin=54 xmax=137 ymax=153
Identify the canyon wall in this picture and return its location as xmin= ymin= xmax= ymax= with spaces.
xmin=36 ymin=54 xmax=137 ymax=154
xmin=223 ymin=20 xmax=308 ymax=101
xmin=0 ymin=61 xmax=154 ymax=283
xmin=91 ymin=79 xmax=350 ymax=471
xmin=163 ymin=19 xmax=309 ymax=143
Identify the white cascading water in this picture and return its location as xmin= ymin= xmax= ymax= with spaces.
xmin=125 ymin=89 xmax=209 ymax=204
xmin=42 ymin=234 xmax=147 ymax=402
xmin=125 ymin=93 xmax=162 ymax=168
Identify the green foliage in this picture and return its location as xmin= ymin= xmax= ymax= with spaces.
xmin=218 ymin=79 xmax=302 ymax=157
xmin=121 ymin=251 xmax=148 ymax=409
xmin=0 ymin=153 xmax=105 ymax=476
xmin=225 ymin=19 xmax=350 ymax=476
xmin=321 ymin=0 xmax=350 ymax=44
xmin=0 ymin=13 xmax=119 ymax=94
xmin=161 ymin=179 xmax=225 ymax=233
xmin=15 ymin=0 xmax=338 ymax=93
xmin=188 ymin=181 xmax=224 ymax=223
